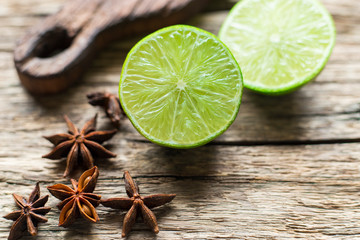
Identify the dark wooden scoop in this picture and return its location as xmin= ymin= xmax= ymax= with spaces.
xmin=14 ymin=0 xmax=208 ymax=95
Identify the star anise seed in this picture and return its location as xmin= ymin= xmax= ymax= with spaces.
xmin=47 ymin=166 xmax=101 ymax=227
xmin=87 ymin=92 xmax=126 ymax=129
xmin=42 ymin=114 xmax=117 ymax=177
xmin=101 ymin=171 xmax=176 ymax=237
xmin=4 ymin=182 xmax=51 ymax=240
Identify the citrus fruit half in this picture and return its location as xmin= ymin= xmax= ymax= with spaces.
xmin=119 ymin=25 xmax=243 ymax=148
xmin=219 ymin=0 xmax=336 ymax=95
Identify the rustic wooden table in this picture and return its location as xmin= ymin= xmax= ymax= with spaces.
xmin=1 ymin=0 xmax=360 ymax=239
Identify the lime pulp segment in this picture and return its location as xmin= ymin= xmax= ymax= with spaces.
xmin=119 ymin=25 xmax=243 ymax=148
xmin=219 ymin=0 xmax=336 ymax=94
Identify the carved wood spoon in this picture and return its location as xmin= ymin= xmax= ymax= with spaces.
xmin=14 ymin=0 xmax=208 ymax=95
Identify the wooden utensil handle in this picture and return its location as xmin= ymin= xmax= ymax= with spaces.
xmin=14 ymin=0 xmax=208 ymax=95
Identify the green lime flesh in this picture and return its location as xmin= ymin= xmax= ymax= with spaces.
xmin=119 ymin=25 xmax=243 ymax=148
xmin=219 ymin=0 xmax=336 ymax=95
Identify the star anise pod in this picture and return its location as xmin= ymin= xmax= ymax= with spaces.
xmin=87 ymin=92 xmax=126 ymax=129
xmin=101 ymin=171 xmax=176 ymax=237
xmin=3 ymin=183 xmax=51 ymax=240
xmin=42 ymin=114 xmax=117 ymax=177
xmin=47 ymin=166 xmax=101 ymax=227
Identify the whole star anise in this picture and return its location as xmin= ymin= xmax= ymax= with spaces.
xmin=47 ymin=166 xmax=101 ymax=227
xmin=3 ymin=183 xmax=51 ymax=240
xmin=42 ymin=114 xmax=117 ymax=177
xmin=101 ymin=171 xmax=176 ymax=237
xmin=87 ymin=92 xmax=126 ymax=129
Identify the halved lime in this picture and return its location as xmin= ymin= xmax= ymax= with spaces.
xmin=219 ymin=0 xmax=336 ymax=95
xmin=119 ymin=25 xmax=243 ymax=148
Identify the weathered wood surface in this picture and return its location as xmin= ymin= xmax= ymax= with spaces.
xmin=1 ymin=0 xmax=360 ymax=239
xmin=14 ymin=0 xmax=208 ymax=95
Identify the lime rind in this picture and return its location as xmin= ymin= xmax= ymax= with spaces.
xmin=219 ymin=0 xmax=336 ymax=95
xmin=119 ymin=25 xmax=243 ymax=148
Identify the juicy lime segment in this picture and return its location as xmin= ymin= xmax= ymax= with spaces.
xmin=219 ymin=0 xmax=336 ymax=94
xmin=120 ymin=25 xmax=243 ymax=148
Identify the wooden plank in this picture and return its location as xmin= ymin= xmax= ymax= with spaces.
xmin=0 ymin=0 xmax=359 ymax=143
xmin=1 ymin=77 xmax=360 ymax=144
xmin=0 ymin=56 xmax=360 ymax=144
xmin=1 ymin=142 xmax=360 ymax=239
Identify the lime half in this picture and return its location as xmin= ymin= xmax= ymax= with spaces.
xmin=119 ymin=25 xmax=243 ymax=148
xmin=219 ymin=0 xmax=336 ymax=94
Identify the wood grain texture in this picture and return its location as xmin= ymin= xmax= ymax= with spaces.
xmin=14 ymin=0 xmax=208 ymax=95
xmin=1 ymin=0 xmax=360 ymax=239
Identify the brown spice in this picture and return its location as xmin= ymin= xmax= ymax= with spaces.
xmin=3 ymin=183 xmax=51 ymax=240
xmin=101 ymin=171 xmax=176 ymax=237
xmin=47 ymin=166 xmax=101 ymax=227
xmin=42 ymin=114 xmax=117 ymax=177
xmin=87 ymin=92 xmax=125 ymax=128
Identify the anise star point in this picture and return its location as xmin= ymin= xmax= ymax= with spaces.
xmin=87 ymin=92 xmax=126 ymax=129
xmin=42 ymin=114 xmax=117 ymax=177
xmin=101 ymin=171 xmax=176 ymax=237
xmin=4 ymin=182 xmax=51 ymax=240
xmin=47 ymin=166 xmax=101 ymax=227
